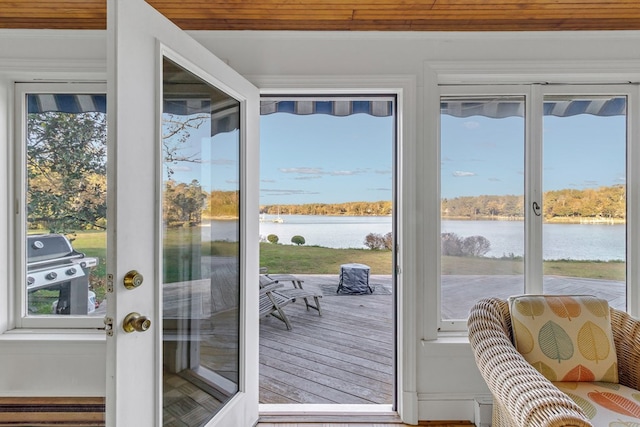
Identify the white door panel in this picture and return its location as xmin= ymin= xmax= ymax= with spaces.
xmin=106 ymin=1 xmax=259 ymax=425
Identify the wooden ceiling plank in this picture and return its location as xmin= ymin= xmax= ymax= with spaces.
xmin=2 ymin=0 xmax=640 ymax=31
xmin=353 ymin=8 xmax=640 ymax=19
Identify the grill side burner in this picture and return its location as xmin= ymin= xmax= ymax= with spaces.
xmin=26 ymin=234 xmax=98 ymax=315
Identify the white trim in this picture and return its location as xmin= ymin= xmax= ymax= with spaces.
xmin=628 ymin=84 xmax=640 ymax=318
xmin=13 ymin=82 xmax=107 ymax=330
xmin=429 ymin=60 xmax=640 ymax=85
xmin=433 ymin=79 xmax=635 ymax=331
xmin=252 ymin=74 xmax=418 ymax=425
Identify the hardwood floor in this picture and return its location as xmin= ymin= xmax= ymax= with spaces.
xmin=257 ymin=422 xmax=473 ymax=426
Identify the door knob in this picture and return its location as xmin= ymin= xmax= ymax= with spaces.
xmin=123 ymin=312 xmax=151 ymax=333
xmin=123 ymin=270 xmax=144 ymax=289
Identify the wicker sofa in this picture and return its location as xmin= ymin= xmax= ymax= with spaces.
xmin=467 ymin=297 xmax=640 ymax=427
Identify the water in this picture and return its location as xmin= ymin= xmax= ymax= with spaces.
xmin=206 ymin=215 xmax=625 ymax=261
xmin=259 ymin=214 xmax=393 ymax=249
xmin=442 ymin=219 xmax=624 ymax=261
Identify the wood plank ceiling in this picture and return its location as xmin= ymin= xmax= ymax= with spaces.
xmin=1 ymin=0 xmax=640 ymax=31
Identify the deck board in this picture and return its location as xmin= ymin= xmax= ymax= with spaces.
xmin=259 ymin=274 xmax=395 ymax=405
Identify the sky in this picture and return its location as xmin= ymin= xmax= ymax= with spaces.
xmin=166 ymin=100 xmax=626 ymax=205
xmin=441 ymin=111 xmax=626 ymax=199
xmin=259 ymin=112 xmax=394 ymax=206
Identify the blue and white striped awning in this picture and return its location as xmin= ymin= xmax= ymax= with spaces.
xmin=260 ymin=99 xmax=394 ymax=117
xmin=27 ymin=94 xmax=107 ymax=114
xmin=441 ymin=97 xmax=626 ymax=119
xmin=27 ymin=94 xmax=625 ymax=130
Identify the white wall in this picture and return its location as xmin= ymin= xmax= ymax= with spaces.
xmin=1 ymin=28 xmax=640 ymax=421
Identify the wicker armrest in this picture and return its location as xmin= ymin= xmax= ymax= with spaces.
xmin=468 ymin=298 xmax=592 ymax=427
xmin=611 ymin=307 xmax=640 ymax=390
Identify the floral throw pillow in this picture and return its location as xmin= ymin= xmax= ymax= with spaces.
xmin=509 ymin=295 xmax=618 ymax=383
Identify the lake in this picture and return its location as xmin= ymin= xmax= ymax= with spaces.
xmin=206 ymin=215 xmax=625 ymax=261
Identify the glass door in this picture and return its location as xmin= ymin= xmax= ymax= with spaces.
xmin=106 ymin=0 xmax=259 ymax=426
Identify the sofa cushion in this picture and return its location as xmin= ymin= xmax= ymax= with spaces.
xmin=509 ymin=295 xmax=618 ymax=383
xmin=554 ymin=381 xmax=640 ymax=424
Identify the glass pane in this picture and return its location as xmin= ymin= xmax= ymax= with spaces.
xmin=440 ymin=96 xmax=525 ymax=321
xmin=162 ymin=58 xmax=240 ymax=426
xmin=542 ymin=95 xmax=626 ymax=311
xmin=25 ymin=94 xmax=107 ymax=317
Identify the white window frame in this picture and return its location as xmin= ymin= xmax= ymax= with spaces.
xmin=437 ymin=83 xmax=638 ymax=332
xmin=14 ymin=82 xmax=107 ymax=329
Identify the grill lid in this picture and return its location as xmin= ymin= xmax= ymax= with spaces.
xmin=27 ymin=234 xmax=79 ymax=264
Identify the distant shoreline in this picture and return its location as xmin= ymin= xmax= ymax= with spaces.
xmin=442 ymin=215 xmax=625 ymax=224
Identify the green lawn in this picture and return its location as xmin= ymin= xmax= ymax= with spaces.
xmin=68 ymin=230 xmax=625 ymax=285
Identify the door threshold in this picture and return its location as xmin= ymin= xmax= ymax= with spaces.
xmin=259 ymin=404 xmax=401 ymax=423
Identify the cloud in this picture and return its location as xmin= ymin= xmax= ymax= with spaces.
xmin=464 ymin=121 xmax=480 ymax=130
xmin=261 ymin=179 xmax=276 ymax=183
xmin=369 ymin=187 xmax=391 ymax=191
xmin=583 ymin=180 xmax=599 ymax=186
xmin=488 ymin=178 xmax=501 ymax=182
xmin=280 ymin=167 xmax=324 ymax=174
xmin=452 ymin=171 xmax=476 ymax=177
xmin=211 ymin=158 xmax=236 ymax=165
xmin=294 ymin=176 xmax=322 ymax=180
xmin=374 ymin=169 xmax=392 ymax=175
xmin=261 ymin=188 xmax=321 ymax=196
xmin=170 ymin=165 xmax=192 ymax=172
xmin=279 ymin=167 xmax=363 ymax=177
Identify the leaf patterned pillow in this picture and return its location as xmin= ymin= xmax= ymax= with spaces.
xmin=509 ymin=295 xmax=618 ymax=383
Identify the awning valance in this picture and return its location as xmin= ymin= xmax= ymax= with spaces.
xmin=27 ymin=94 xmax=107 ymax=114
xmin=260 ymin=99 xmax=394 ymax=117
xmin=441 ymin=97 xmax=626 ymax=119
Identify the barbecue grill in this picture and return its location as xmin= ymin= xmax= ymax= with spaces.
xmin=26 ymin=234 xmax=98 ymax=315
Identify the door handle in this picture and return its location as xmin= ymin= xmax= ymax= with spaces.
xmin=532 ymin=201 xmax=542 ymax=217
xmin=122 ymin=312 xmax=151 ymax=333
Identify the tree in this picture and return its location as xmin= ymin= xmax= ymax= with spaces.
xmin=163 ymin=179 xmax=206 ymax=227
xmin=267 ymin=234 xmax=279 ymax=244
xmin=27 ymin=111 xmax=107 ymax=233
xmin=291 ymin=235 xmax=306 ymax=245
xmin=162 ymin=113 xmax=207 ymax=178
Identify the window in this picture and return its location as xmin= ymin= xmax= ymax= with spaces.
xmin=439 ymin=85 xmax=629 ymax=330
xmin=15 ymin=83 xmax=107 ymax=328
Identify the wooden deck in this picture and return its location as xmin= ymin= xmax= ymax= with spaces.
xmin=259 ymin=274 xmax=395 ymax=405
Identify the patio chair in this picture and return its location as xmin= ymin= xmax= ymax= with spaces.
xmin=259 ymin=279 xmax=294 ymax=330
xmin=264 ymin=273 xmax=322 ymax=316
xmin=467 ymin=296 xmax=640 ymax=427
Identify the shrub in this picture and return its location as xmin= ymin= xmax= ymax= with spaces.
xmin=461 ymin=235 xmax=491 ymax=257
xmin=441 ymin=232 xmax=491 ymax=257
xmin=267 ymin=234 xmax=279 ymax=244
xmin=364 ymin=232 xmax=385 ymax=250
xmin=291 ymin=235 xmax=306 ymax=246
xmin=383 ymin=232 xmax=393 ymax=250
xmin=441 ymin=232 xmax=463 ymax=256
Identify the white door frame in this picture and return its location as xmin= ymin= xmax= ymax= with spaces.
xmin=253 ymin=75 xmax=419 ymax=425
